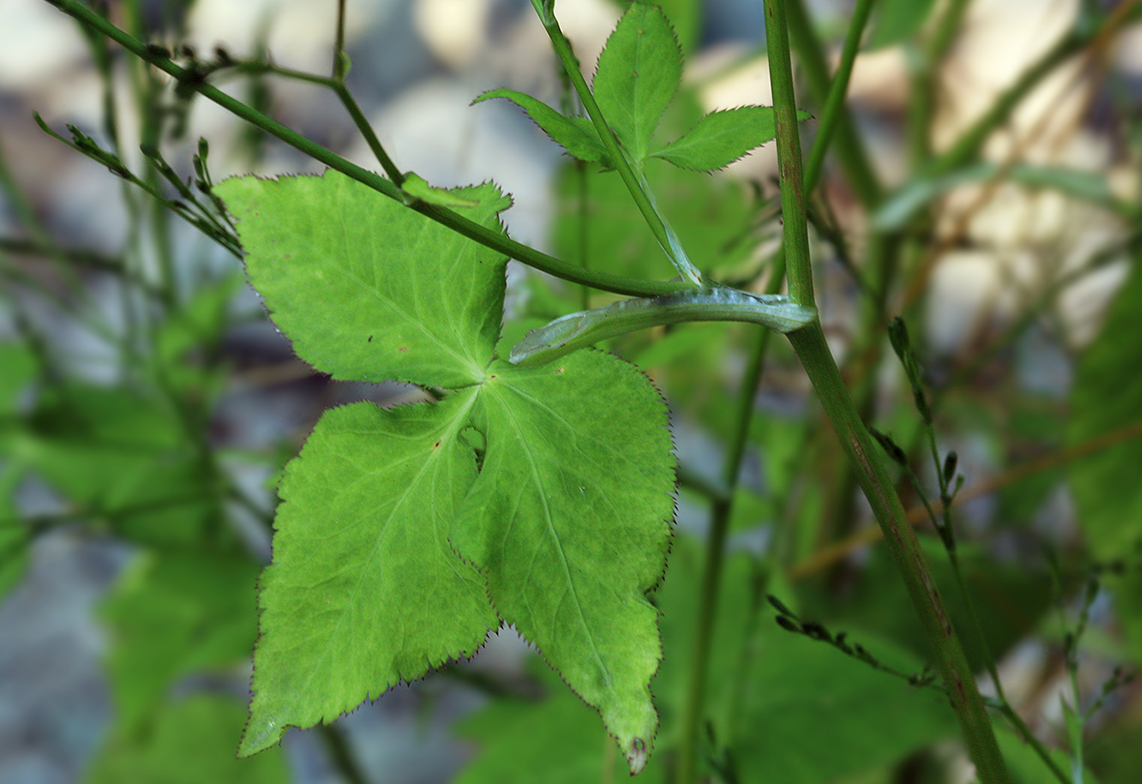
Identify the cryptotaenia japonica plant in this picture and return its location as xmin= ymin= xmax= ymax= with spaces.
xmin=41 ymin=0 xmax=1097 ymax=780
xmin=215 ymin=6 xmax=817 ymax=772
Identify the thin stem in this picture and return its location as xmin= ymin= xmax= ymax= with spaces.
xmin=785 ymin=0 xmax=882 ymax=209
xmin=332 ymin=0 xmax=348 ymax=81
xmin=534 ymin=8 xmax=704 ymax=287
xmin=764 ymin=0 xmax=814 ymax=308
xmin=44 ymin=0 xmax=688 ymax=299
xmin=996 ymin=702 xmax=1071 ymax=784
xmin=802 ymin=0 xmax=874 ymax=192
xmin=219 ymin=59 xmax=403 ymax=185
xmin=767 ymin=1 xmax=1010 ymax=777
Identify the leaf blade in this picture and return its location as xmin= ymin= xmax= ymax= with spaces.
xmin=217 ymin=171 xmax=510 ymax=388
xmin=593 ymin=5 xmax=683 ymax=161
xmin=241 ymin=393 xmax=498 ymax=755
xmin=474 ymin=88 xmax=609 ymax=165
xmin=451 ymin=352 xmax=675 ymax=773
xmin=649 ymin=107 xmax=783 ymax=171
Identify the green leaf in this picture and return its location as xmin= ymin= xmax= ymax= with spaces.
xmin=649 ymin=107 xmax=781 ymax=171
xmin=221 ymin=169 xmax=678 ymax=771
xmin=594 ymin=4 xmax=682 ymax=161
xmin=216 ymin=171 xmax=510 ymax=388
xmin=86 ymin=696 xmax=288 ymax=784
xmin=241 ymin=392 xmax=497 ymax=756
xmin=866 ymin=0 xmax=940 ymax=50
xmin=1069 ymin=258 xmax=1142 ymax=662
xmin=451 ymin=352 xmax=675 ymax=773
xmin=100 ymin=552 xmax=259 ymax=733
xmin=474 ymin=89 xmax=609 ymax=165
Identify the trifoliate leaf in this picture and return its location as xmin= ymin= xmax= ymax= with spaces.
xmin=451 ymin=352 xmax=675 ymax=774
xmin=240 ymin=392 xmax=498 ymax=756
xmin=217 ymin=171 xmax=510 ymax=388
xmin=649 ymin=107 xmax=784 ymax=171
xmin=593 ymin=4 xmax=682 ymax=161
xmin=474 ymin=89 xmax=609 ymax=165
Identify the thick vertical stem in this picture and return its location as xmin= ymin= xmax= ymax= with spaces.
xmin=786 ymin=324 xmax=1012 ymax=783
xmin=764 ymin=1 xmax=1012 ymax=779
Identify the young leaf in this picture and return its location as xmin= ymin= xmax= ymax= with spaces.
xmin=649 ymin=107 xmax=784 ymax=171
xmin=215 ymin=171 xmax=510 ymax=389
xmin=241 ymin=393 xmax=498 ymax=756
xmin=474 ymin=88 xmax=609 ymax=165
xmin=593 ymin=4 xmax=683 ymax=161
xmin=451 ymin=353 xmax=675 ymax=774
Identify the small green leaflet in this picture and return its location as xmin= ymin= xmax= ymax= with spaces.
xmin=475 ymin=5 xmax=784 ymax=172
xmin=216 ymin=171 xmax=676 ymax=774
xmin=593 ymin=3 xmax=681 ymax=162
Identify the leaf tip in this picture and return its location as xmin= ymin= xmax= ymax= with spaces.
xmin=237 ymin=714 xmax=281 ymax=759
xmin=627 ymin=737 xmax=649 ymax=775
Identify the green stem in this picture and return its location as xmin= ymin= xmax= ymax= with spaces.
xmin=332 ymin=0 xmax=348 ymax=81
xmin=766 ymin=1 xmax=1011 ymax=779
xmin=785 ymin=0 xmax=882 ymax=209
xmin=220 ymin=60 xmax=403 ymax=185
xmin=764 ymin=0 xmax=814 ymax=308
xmin=44 ymin=0 xmax=687 ymax=300
xmin=315 ymin=724 xmax=370 ymax=784
xmin=802 ymin=0 xmax=874 ymax=191
xmin=788 ymin=324 xmax=1011 ymax=783
xmin=534 ymin=7 xmax=704 ymax=287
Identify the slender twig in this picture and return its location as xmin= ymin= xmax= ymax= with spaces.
xmin=43 ymin=0 xmax=690 ymax=299
xmin=802 ymin=0 xmax=874 ymax=192
xmin=332 ymin=0 xmax=348 ymax=81
xmin=315 ymin=724 xmax=370 ymax=784
xmin=532 ymin=5 xmax=704 ymax=287
xmin=217 ymin=59 xmax=403 ymax=185
xmin=785 ymin=0 xmax=882 ymax=209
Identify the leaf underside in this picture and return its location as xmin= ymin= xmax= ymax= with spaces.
xmin=217 ymin=171 xmax=676 ymax=773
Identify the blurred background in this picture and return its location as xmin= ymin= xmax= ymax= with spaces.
xmin=1 ymin=0 xmax=1141 ymax=782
